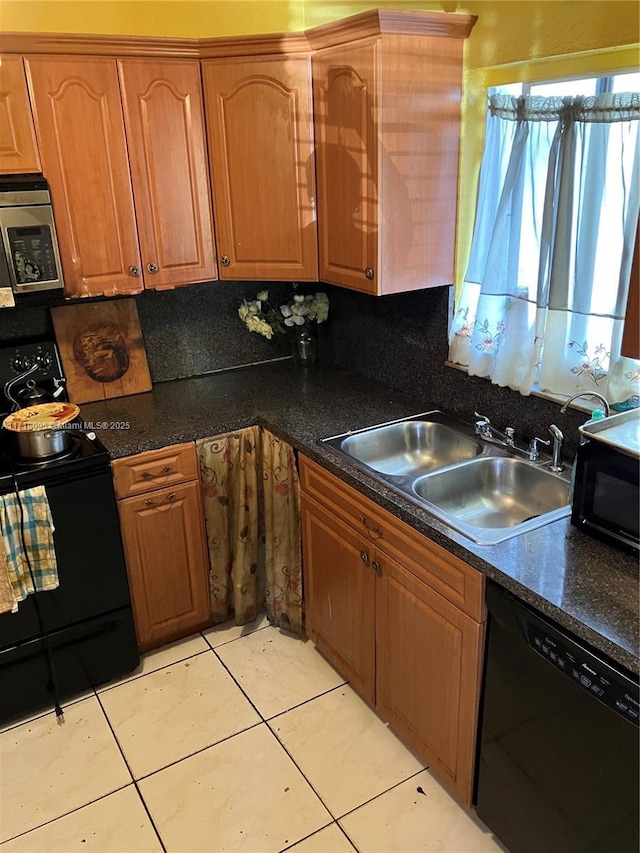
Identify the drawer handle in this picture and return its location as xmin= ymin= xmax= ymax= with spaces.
xmin=144 ymin=498 xmax=155 ymax=507
xmin=358 ymin=514 xmax=382 ymax=539
xmin=165 ymin=492 xmax=176 ymax=503
xmin=141 ymin=466 xmax=172 ymax=481
xmin=360 ymin=550 xmax=369 ymax=564
xmin=371 ymin=560 xmax=382 ymax=576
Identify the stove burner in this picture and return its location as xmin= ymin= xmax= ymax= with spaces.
xmin=11 ymin=435 xmax=82 ymax=469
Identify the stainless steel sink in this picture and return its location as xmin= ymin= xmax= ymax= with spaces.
xmin=339 ymin=420 xmax=483 ymax=476
xmin=321 ymin=412 xmax=571 ymax=545
xmin=412 ymin=457 xmax=570 ymax=543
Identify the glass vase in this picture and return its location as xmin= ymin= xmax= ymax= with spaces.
xmin=291 ymin=325 xmax=317 ymax=366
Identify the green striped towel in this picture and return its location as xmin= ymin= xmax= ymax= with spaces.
xmin=0 ymin=486 xmax=59 ymax=609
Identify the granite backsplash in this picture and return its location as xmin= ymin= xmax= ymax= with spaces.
xmin=1 ymin=277 xmax=587 ymax=457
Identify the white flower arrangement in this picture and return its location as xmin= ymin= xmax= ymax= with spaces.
xmin=238 ymin=289 xmax=329 ymax=340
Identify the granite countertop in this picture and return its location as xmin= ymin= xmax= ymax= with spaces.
xmin=80 ymin=360 xmax=639 ymax=674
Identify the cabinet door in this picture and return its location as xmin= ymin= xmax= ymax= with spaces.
xmin=0 ymin=56 xmax=40 ymax=174
xmin=118 ymin=480 xmax=211 ymax=651
xmin=375 ymin=551 xmax=483 ymax=806
xmin=25 ymin=57 xmax=142 ymax=298
xmin=202 ymin=56 xmax=317 ymax=281
xmin=313 ymin=41 xmax=379 ymax=293
xmin=301 ymin=494 xmax=375 ymax=704
xmin=118 ymin=59 xmax=218 ymax=289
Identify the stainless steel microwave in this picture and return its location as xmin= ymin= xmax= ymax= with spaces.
xmin=0 ymin=174 xmax=64 ymax=296
xmin=571 ymin=409 xmax=640 ymax=553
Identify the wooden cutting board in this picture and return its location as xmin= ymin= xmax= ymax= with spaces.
xmin=51 ymin=299 xmax=152 ymax=404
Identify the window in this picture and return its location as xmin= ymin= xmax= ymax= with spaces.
xmin=449 ymin=72 xmax=640 ymax=409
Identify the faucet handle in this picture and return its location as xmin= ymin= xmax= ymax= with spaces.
xmin=528 ymin=436 xmax=550 ymax=462
xmin=474 ymin=412 xmax=492 ymax=436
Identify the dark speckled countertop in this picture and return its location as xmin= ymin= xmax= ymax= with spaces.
xmin=80 ymin=361 xmax=639 ymax=675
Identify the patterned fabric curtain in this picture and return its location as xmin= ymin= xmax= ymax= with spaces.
xmin=196 ymin=427 xmax=302 ymax=634
xmin=260 ymin=430 xmax=302 ymax=634
xmin=449 ymin=92 xmax=640 ymax=403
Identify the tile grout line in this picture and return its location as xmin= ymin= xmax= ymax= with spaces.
xmin=336 ymin=766 xmax=429 ymax=822
xmin=95 ymin=690 xmax=168 ymax=853
xmin=0 ymin=687 xmax=98 ymax=736
xmin=264 ymin=680 xmax=349 ymax=723
xmin=277 ymin=819 xmax=351 ymax=853
xmin=0 ymin=783 xmax=133 ymax=845
xmin=126 ymin=720 xmax=264 ymax=784
xmin=200 ymin=619 xmax=271 ymax=651
xmin=96 ymin=647 xmax=212 ymax=695
xmin=208 ymin=638 xmax=346 ymax=835
xmin=209 ymin=628 xmax=423 ymax=832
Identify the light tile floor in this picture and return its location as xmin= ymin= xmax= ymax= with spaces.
xmin=0 ymin=618 xmax=508 ymax=853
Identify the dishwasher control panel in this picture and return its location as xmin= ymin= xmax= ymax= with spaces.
xmin=525 ymin=621 xmax=639 ymax=726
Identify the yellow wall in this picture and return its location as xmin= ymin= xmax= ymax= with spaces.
xmin=0 ymin=1 xmax=305 ymax=37
xmin=2 ymin=1 xmax=638 ymax=65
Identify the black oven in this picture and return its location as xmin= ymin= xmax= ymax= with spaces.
xmin=0 ymin=341 xmax=139 ymax=724
xmin=571 ymin=412 xmax=639 ymax=554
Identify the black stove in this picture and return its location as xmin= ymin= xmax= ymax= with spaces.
xmin=0 ymin=340 xmax=139 ymax=724
xmin=0 ymin=428 xmax=110 ymax=489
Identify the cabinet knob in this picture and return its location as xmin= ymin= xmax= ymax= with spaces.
xmin=360 ymin=550 xmax=369 ymax=564
xmin=144 ymin=498 xmax=155 ymax=507
xmin=161 ymin=466 xmax=172 ymax=474
xmin=165 ymin=492 xmax=176 ymax=503
xmin=129 ymin=265 xmax=141 ymax=277
xmin=365 ymin=267 xmax=374 ymax=280
xmin=147 ymin=263 xmax=159 ymax=274
xmin=371 ymin=560 xmax=382 ymax=576
xmin=220 ymin=255 xmax=230 ymax=267
xmin=141 ymin=471 xmax=153 ymax=480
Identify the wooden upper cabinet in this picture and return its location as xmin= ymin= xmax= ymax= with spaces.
xmin=202 ymin=55 xmax=318 ymax=281
xmin=313 ymin=42 xmax=379 ymax=293
xmin=310 ymin=11 xmax=476 ymax=295
xmin=117 ymin=59 xmax=217 ymax=289
xmin=0 ymin=56 xmax=41 ymax=174
xmin=25 ymin=56 xmax=143 ymax=298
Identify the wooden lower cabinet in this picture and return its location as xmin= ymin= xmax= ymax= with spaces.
xmin=300 ymin=455 xmax=485 ymax=806
xmin=301 ymin=494 xmax=375 ymax=704
xmin=114 ymin=446 xmax=211 ymax=651
xmin=376 ymin=552 xmax=483 ymax=804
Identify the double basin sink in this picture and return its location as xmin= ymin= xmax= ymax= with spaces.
xmin=321 ymin=411 xmax=571 ymax=545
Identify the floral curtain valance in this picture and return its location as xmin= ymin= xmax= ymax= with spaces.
xmin=449 ymin=90 xmax=640 ymax=403
xmin=490 ymin=92 xmax=640 ymax=122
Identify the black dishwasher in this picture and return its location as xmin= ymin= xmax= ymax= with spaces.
xmin=475 ymin=582 xmax=639 ymax=853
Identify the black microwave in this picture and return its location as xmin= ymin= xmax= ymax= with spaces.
xmin=571 ymin=412 xmax=639 ymax=553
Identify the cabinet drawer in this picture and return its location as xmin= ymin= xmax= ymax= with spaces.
xmin=112 ymin=442 xmax=198 ymax=499
xmin=299 ymin=455 xmax=484 ymax=622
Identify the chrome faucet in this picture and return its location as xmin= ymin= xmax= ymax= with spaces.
xmin=559 ymin=392 xmax=610 ymax=418
xmin=474 ymin=413 xmax=516 ymax=446
xmin=548 ymin=424 xmax=564 ymax=472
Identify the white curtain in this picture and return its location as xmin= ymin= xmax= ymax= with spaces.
xmin=449 ymin=92 xmax=640 ymax=404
